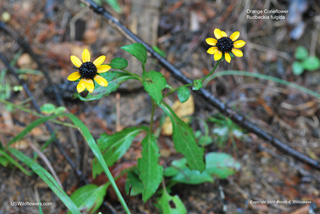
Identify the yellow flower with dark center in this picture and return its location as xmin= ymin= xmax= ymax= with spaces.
xmin=206 ymin=28 xmax=246 ymax=63
xmin=67 ymin=49 xmax=111 ymax=93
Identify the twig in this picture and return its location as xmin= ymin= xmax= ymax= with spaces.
xmin=83 ymin=0 xmax=320 ymax=170
xmin=28 ymin=142 xmax=63 ymax=188
xmin=0 ymin=53 xmax=88 ymax=184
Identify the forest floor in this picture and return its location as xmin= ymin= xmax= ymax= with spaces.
xmin=1 ymin=0 xmax=320 ymax=213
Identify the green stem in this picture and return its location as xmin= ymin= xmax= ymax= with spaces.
xmin=204 ymin=70 xmax=320 ymax=99
xmin=200 ymin=59 xmax=221 ymax=82
xmin=121 ymin=69 xmax=142 ymax=81
xmin=0 ymin=98 xmax=77 ymax=128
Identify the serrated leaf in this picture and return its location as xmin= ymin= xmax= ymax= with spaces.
xmin=40 ymin=103 xmax=56 ymax=114
xmin=121 ymin=43 xmax=147 ymax=65
xmin=302 ymin=56 xmax=320 ymax=71
xmin=110 ymin=57 xmax=128 ymax=69
xmin=177 ymin=87 xmax=190 ymax=103
xmin=192 ymin=79 xmax=202 ymax=90
xmin=295 ymin=46 xmax=308 ymax=60
xmin=142 ymin=70 xmax=167 ymax=105
xmin=158 ymin=191 xmax=187 ymax=214
xmin=92 ymin=127 xmax=145 ymax=178
xmin=67 ymin=183 xmax=109 ymax=214
xmin=205 ymin=152 xmax=241 ymax=179
xmin=160 ymin=103 xmax=205 ymax=172
xmin=125 ymin=170 xmax=144 ymax=196
xmin=138 ymin=133 xmax=163 ymax=202
xmin=77 ymin=71 xmax=138 ymax=101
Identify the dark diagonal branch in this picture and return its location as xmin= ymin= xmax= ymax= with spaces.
xmin=0 ymin=22 xmax=64 ymax=107
xmin=83 ymin=0 xmax=320 ymax=170
xmin=0 ymin=53 xmax=88 ymax=184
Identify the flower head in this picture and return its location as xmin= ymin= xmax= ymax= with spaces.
xmin=206 ymin=28 xmax=246 ymax=63
xmin=68 ymin=49 xmax=111 ymax=93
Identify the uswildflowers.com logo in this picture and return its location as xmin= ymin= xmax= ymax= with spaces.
xmin=10 ymin=201 xmax=53 ymax=206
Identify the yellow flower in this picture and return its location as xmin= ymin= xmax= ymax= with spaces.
xmin=206 ymin=28 xmax=246 ymax=63
xmin=67 ymin=49 xmax=111 ymax=93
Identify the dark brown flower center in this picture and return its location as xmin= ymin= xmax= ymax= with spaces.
xmin=79 ymin=62 xmax=97 ymax=79
xmin=216 ymin=37 xmax=233 ymax=53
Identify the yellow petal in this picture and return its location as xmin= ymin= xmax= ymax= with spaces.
xmin=83 ymin=79 xmax=94 ymax=93
xmin=230 ymin=31 xmax=240 ymax=41
xmin=93 ymin=56 xmax=106 ymax=67
xmin=207 ymin=47 xmax=218 ymax=55
xmin=214 ymin=28 xmax=222 ymax=39
xmin=70 ymin=56 xmax=82 ymax=67
xmin=232 ymin=48 xmax=243 ymax=57
xmin=225 ymin=53 xmax=231 ymax=63
xmin=221 ymin=31 xmax=227 ymax=37
xmin=77 ymin=79 xmax=86 ymax=93
xmin=214 ymin=50 xmax=222 ymax=61
xmin=82 ymin=49 xmax=90 ymax=62
xmin=94 ymin=75 xmax=109 ymax=87
xmin=67 ymin=71 xmax=81 ymax=81
xmin=97 ymin=65 xmax=111 ymax=73
xmin=233 ymin=40 xmax=246 ymax=48
xmin=206 ymin=38 xmax=217 ymax=46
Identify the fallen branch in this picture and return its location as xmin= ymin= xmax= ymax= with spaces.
xmin=83 ymin=0 xmax=320 ymax=170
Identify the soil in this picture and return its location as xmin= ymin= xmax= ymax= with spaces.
xmin=1 ymin=0 xmax=320 ymax=214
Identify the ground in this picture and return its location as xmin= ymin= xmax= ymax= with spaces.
xmin=0 ymin=0 xmax=320 ymax=213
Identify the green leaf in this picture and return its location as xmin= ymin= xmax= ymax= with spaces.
xmin=125 ymin=170 xmax=144 ymax=196
xmin=54 ymin=106 xmax=66 ymax=114
xmin=205 ymin=152 xmax=241 ymax=179
xmin=152 ymin=46 xmax=166 ymax=58
xmin=110 ymin=57 xmax=128 ymax=69
xmin=177 ymin=87 xmax=190 ymax=103
xmin=0 ymin=154 xmax=9 ymax=167
xmin=7 ymin=113 xmax=130 ymax=213
xmin=9 ymin=148 xmax=81 ymax=214
xmin=0 ymin=149 xmax=32 ymax=176
xmin=67 ymin=183 xmax=109 ymax=214
xmin=160 ymin=103 xmax=205 ymax=172
xmin=39 ymin=201 xmax=43 ymax=214
xmin=295 ymin=46 xmax=308 ymax=60
xmin=77 ymin=71 xmax=139 ymax=101
xmin=92 ymin=127 xmax=145 ymax=178
xmin=164 ymin=159 xmax=186 ymax=177
xmin=292 ymin=61 xmax=304 ymax=75
xmin=172 ymin=167 xmax=213 ymax=184
xmin=164 ymin=159 xmax=213 ymax=184
xmin=142 ymin=70 xmax=167 ymax=105
xmin=121 ymin=43 xmax=147 ymax=65
xmin=198 ymin=135 xmax=212 ymax=146
xmin=101 ymin=0 xmax=121 ymax=13
xmin=158 ymin=191 xmax=187 ymax=214
xmin=138 ymin=133 xmax=163 ymax=202
xmin=192 ymin=79 xmax=202 ymax=90
xmin=302 ymin=56 xmax=320 ymax=71
xmin=40 ymin=103 xmax=56 ymax=114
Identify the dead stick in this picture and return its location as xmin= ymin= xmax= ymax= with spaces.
xmin=83 ymin=0 xmax=320 ymax=170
